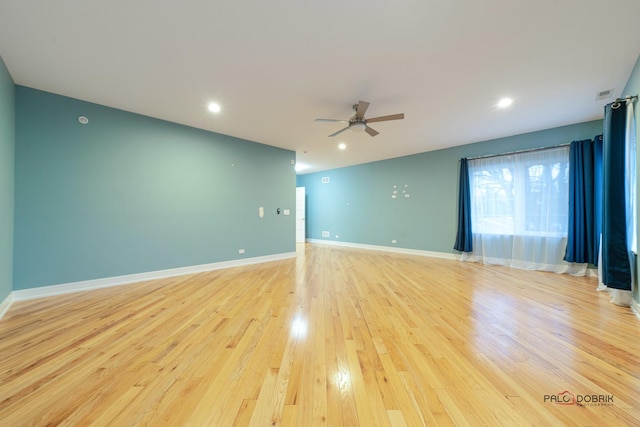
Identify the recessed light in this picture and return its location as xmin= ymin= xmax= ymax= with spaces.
xmin=497 ymin=98 xmax=513 ymax=108
xmin=338 ymin=143 xmax=347 ymax=150
xmin=207 ymin=102 xmax=221 ymax=113
xmin=295 ymin=162 xmax=309 ymax=172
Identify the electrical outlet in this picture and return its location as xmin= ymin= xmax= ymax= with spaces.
xmin=322 ymin=231 xmax=330 ymax=237
xmin=392 ymin=240 xmax=397 ymax=244
xmin=238 ymin=249 xmax=245 ymax=254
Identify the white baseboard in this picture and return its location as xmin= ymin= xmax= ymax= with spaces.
xmin=0 ymin=292 xmax=14 ymax=320
xmin=631 ymin=297 xmax=640 ymax=322
xmin=10 ymin=252 xmax=296 ymax=304
xmin=306 ymin=238 xmax=457 ymax=260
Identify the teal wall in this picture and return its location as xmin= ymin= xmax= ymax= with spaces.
xmin=0 ymin=57 xmax=15 ymax=302
xmin=622 ymin=53 xmax=640 ymax=304
xmin=14 ymin=87 xmax=296 ymax=290
xmin=297 ymin=120 xmax=603 ymax=253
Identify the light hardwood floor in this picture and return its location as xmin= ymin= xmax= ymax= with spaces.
xmin=1 ymin=244 xmax=639 ymax=426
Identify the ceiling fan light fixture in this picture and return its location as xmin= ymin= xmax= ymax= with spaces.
xmin=350 ymin=122 xmax=366 ymax=133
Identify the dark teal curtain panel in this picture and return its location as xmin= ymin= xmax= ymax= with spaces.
xmin=602 ymin=104 xmax=631 ymax=290
xmin=454 ymin=158 xmax=472 ymax=252
xmin=594 ymin=134 xmax=603 ymax=253
xmin=564 ymin=137 xmax=602 ymax=265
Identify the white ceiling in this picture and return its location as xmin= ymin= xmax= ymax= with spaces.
xmin=1 ymin=1 xmax=639 ymax=174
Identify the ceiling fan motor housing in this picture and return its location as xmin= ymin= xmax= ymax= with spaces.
xmin=315 ymin=100 xmax=404 ymax=137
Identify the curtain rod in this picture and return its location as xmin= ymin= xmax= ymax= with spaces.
xmin=463 ymin=95 xmax=637 ymax=162
xmin=611 ymin=94 xmax=638 ymax=108
xmin=612 ymin=95 xmax=638 ymax=103
xmin=464 ymin=143 xmax=570 ymax=161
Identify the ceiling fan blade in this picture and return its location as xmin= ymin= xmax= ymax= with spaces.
xmin=328 ymin=126 xmax=350 ymax=137
xmin=315 ymin=118 xmax=349 ymax=123
xmin=365 ymin=113 xmax=404 ymax=123
xmin=354 ymin=101 xmax=370 ymax=120
xmin=365 ymin=126 xmax=379 ymax=137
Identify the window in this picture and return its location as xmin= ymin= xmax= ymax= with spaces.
xmin=469 ymin=146 xmax=570 ymax=237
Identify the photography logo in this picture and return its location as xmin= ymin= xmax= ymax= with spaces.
xmin=544 ymin=390 xmax=575 ymax=405
xmin=544 ymin=390 xmax=614 ymax=407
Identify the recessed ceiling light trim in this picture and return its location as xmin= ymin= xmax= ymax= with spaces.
xmin=207 ymin=102 xmax=221 ymax=113
xmin=295 ymin=162 xmax=309 ymax=172
xmin=497 ymin=98 xmax=513 ymax=108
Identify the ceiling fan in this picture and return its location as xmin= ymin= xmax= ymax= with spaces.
xmin=315 ymin=101 xmax=404 ymax=137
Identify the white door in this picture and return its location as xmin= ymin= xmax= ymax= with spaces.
xmin=296 ymin=187 xmax=306 ymax=243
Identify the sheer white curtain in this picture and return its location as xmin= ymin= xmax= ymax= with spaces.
xmin=461 ymin=146 xmax=587 ymax=275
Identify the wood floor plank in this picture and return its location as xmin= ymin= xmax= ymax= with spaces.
xmin=0 ymin=243 xmax=639 ymax=426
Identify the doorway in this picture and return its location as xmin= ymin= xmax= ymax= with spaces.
xmin=296 ymin=187 xmax=306 ymax=243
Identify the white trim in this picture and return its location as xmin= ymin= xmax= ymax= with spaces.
xmin=631 ymin=297 xmax=640 ymax=322
xmin=0 ymin=292 xmax=14 ymax=320
xmin=12 ymin=252 xmax=296 ymax=302
xmin=306 ymin=238 xmax=457 ymax=260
